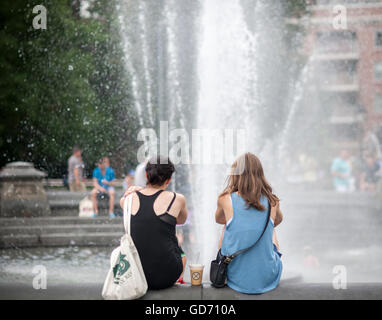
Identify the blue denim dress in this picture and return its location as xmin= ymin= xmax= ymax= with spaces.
xmin=221 ymin=193 xmax=282 ymax=294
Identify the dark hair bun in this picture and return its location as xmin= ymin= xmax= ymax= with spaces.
xmin=145 ymin=156 xmax=175 ymax=186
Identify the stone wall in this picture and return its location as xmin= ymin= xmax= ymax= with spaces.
xmin=0 ymin=162 xmax=50 ymax=217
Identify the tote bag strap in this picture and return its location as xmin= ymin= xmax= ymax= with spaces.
xmin=123 ymin=194 xmax=133 ymax=235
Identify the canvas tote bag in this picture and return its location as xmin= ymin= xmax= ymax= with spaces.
xmin=102 ymin=194 xmax=148 ymax=300
xmin=78 ymin=196 xmax=94 ymax=218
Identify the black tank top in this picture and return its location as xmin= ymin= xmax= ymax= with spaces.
xmin=131 ymin=190 xmax=182 ymax=289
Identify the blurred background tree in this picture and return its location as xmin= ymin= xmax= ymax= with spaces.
xmin=0 ymin=0 xmax=307 ymax=179
xmin=0 ymin=0 xmax=139 ymax=178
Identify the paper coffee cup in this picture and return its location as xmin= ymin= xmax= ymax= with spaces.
xmin=189 ymin=264 xmax=204 ymax=286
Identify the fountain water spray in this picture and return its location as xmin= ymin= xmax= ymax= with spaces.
xmin=117 ymin=0 xmax=300 ymax=274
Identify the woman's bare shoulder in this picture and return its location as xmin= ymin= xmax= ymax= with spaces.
xmin=222 ymin=193 xmax=232 ymax=199
xmin=162 ymin=191 xmax=186 ymax=204
xmin=218 ymin=193 xmax=231 ymax=206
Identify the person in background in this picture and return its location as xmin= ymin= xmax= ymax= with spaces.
xmin=360 ymin=153 xmax=380 ymax=192
xmin=68 ymin=146 xmax=86 ymax=192
xmin=103 ymin=157 xmax=115 ymax=176
xmin=331 ymin=150 xmax=353 ymax=193
xmin=91 ymin=158 xmax=116 ymax=218
xmin=123 ymin=169 xmax=135 ymax=191
xmin=302 ymin=246 xmax=320 ymax=268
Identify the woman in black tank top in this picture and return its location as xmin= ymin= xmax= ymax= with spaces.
xmin=120 ymin=156 xmax=188 ymax=290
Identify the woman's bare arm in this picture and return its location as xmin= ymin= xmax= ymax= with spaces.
xmin=218 ymin=225 xmax=225 ymax=249
xmin=274 ymin=202 xmax=283 ymax=227
xmin=176 ymin=194 xmax=188 ymax=225
xmin=215 ymin=196 xmax=226 ymax=225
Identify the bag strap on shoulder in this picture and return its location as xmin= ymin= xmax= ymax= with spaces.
xmin=123 ymin=194 xmax=133 ymax=235
xmin=225 ymin=200 xmax=271 ymax=263
xmin=166 ymin=192 xmax=176 ymax=212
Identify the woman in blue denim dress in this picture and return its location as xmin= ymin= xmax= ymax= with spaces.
xmin=215 ymin=152 xmax=283 ymax=294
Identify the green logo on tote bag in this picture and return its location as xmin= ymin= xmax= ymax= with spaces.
xmin=113 ymin=254 xmax=131 ymax=284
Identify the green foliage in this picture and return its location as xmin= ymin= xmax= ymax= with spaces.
xmin=0 ymin=0 xmax=139 ymax=177
xmin=284 ymin=0 xmax=309 ymax=18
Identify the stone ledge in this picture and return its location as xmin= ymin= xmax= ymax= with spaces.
xmin=0 ymin=216 xmax=122 ymax=226
xmin=39 ymin=232 xmax=121 ymax=246
xmin=0 ymin=224 xmax=123 ymax=235
xmin=0 ymin=282 xmax=381 ymax=300
xmin=0 ymin=217 xmax=125 ymax=248
xmin=142 ymin=284 xmax=202 ymax=300
xmin=202 ymin=282 xmax=382 ymax=300
xmin=0 ymin=234 xmax=39 ymax=248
